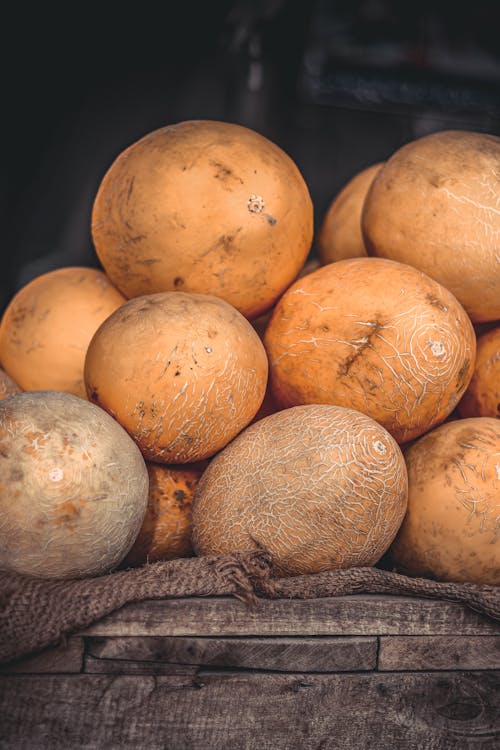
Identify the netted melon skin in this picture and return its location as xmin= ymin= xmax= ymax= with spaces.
xmin=192 ymin=404 xmax=408 ymax=576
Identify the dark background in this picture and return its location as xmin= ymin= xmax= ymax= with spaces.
xmin=5 ymin=0 xmax=500 ymax=313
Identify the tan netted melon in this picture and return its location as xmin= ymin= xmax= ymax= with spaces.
xmin=192 ymin=404 xmax=408 ymax=576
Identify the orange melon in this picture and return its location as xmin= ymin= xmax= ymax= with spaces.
xmin=390 ymin=417 xmax=500 ymax=585
xmin=0 ymin=267 xmax=126 ymax=398
xmin=84 ymin=292 xmax=268 ymax=463
xmin=92 ymin=120 xmax=313 ymax=319
xmin=123 ymin=462 xmax=206 ymax=566
xmin=264 ymin=257 xmax=476 ymax=444
xmin=317 ymin=162 xmax=383 ymax=264
xmin=362 ymin=130 xmax=500 ymax=322
xmin=458 ymin=326 xmax=500 ymax=418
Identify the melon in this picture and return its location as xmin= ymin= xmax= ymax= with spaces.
xmin=123 ymin=462 xmax=206 ymax=566
xmin=84 ymin=292 xmax=268 ymax=462
xmin=390 ymin=417 xmax=500 ymax=585
xmin=264 ymin=258 xmax=476 ymax=444
xmin=362 ymin=130 xmax=500 ymax=322
xmin=458 ymin=326 xmax=500 ymax=419
xmin=92 ymin=120 xmax=313 ymax=319
xmin=192 ymin=404 xmax=408 ymax=576
xmin=317 ymin=162 xmax=383 ymax=264
xmin=0 ymin=267 xmax=126 ymax=398
xmin=0 ymin=391 xmax=149 ymax=578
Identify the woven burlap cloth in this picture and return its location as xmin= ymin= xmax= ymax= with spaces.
xmin=1 ymin=551 xmax=499 ymax=664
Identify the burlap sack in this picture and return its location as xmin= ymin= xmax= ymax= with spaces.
xmin=1 ymin=551 xmax=499 ymax=665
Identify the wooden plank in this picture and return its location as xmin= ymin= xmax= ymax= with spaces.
xmin=81 ymin=596 xmax=500 ymax=638
xmin=83 ymin=657 xmax=199 ymax=676
xmin=379 ymin=635 xmax=500 ymax=671
xmin=0 ymin=638 xmax=83 ymax=674
xmin=0 ymin=672 xmax=498 ymax=749
xmin=84 ymin=635 xmax=377 ymax=673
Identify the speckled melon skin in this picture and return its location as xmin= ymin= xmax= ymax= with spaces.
xmin=92 ymin=120 xmax=313 ymax=319
xmin=0 ymin=391 xmax=149 ymax=578
xmin=192 ymin=404 xmax=408 ymax=576
xmin=123 ymin=461 xmax=207 ymax=566
xmin=264 ymin=257 xmax=476 ymax=444
xmin=84 ymin=292 xmax=268 ymax=463
xmin=390 ymin=418 xmax=500 ymax=585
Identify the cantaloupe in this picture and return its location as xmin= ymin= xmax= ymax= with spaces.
xmin=0 ymin=391 xmax=149 ymax=578
xmin=362 ymin=130 xmax=500 ymax=322
xmin=123 ymin=462 xmax=206 ymax=566
xmin=92 ymin=120 xmax=313 ymax=319
xmin=0 ymin=267 xmax=126 ymax=398
xmin=458 ymin=326 xmax=500 ymax=419
xmin=264 ymin=258 xmax=476 ymax=444
xmin=192 ymin=404 xmax=408 ymax=576
xmin=317 ymin=162 xmax=383 ymax=264
xmin=390 ymin=417 xmax=500 ymax=585
xmin=84 ymin=292 xmax=268 ymax=463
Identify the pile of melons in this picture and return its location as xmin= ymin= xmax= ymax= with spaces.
xmin=0 ymin=121 xmax=498 ymax=586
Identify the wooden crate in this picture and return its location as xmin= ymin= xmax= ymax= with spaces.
xmin=1 ymin=595 xmax=499 ymax=749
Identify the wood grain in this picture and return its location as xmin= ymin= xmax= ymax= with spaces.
xmin=379 ymin=635 xmax=500 ymax=671
xmin=83 ymin=656 xmax=199 ymax=676
xmin=84 ymin=635 xmax=377 ymax=673
xmin=0 ymin=638 xmax=83 ymax=674
xmin=0 ymin=672 xmax=498 ymax=749
xmin=80 ymin=595 xmax=500 ymax=638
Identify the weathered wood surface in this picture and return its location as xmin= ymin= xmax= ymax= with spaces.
xmin=2 ymin=596 xmax=499 ymax=748
xmin=81 ymin=595 xmax=500 ymax=638
xmin=6 ymin=633 xmax=498 ymax=677
xmin=83 ymin=656 xmax=200 ymax=676
xmin=0 ymin=638 xmax=84 ymax=675
xmin=0 ymin=672 xmax=498 ymax=749
xmin=84 ymin=635 xmax=377 ymax=673
xmin=379 ymin=635 xmax=500 ymax=671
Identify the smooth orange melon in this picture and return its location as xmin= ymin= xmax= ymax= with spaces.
xmin=458 ymin=326 xmax=500 ymax=418
xmin=0 ymin=267 xmax=125 ymax=398
xmin=92 ymin=120 xmax=313 ymax=319
xmin=362 ymin=130 xmax=500 ymax=322
xmin=390 ymin=417 xmax=500 ymax=585
xmin=317 ymin=162 xmax=383 ymax=264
